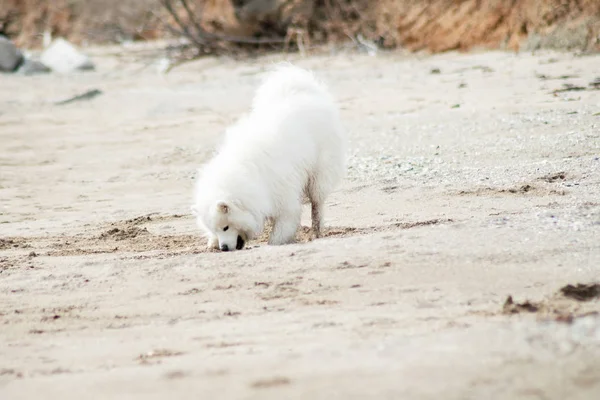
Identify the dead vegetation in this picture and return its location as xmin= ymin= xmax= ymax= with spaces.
xmin=0 ymin=0 xmax=163 ymax=46
xmin=1 ymin=1 xmax=599 ymax=53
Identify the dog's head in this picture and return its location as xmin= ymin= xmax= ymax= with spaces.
xmin=192 ymin=199 xmax=260 ymax=252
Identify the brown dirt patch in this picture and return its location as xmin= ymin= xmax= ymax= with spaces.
xmin=540 ymin=172 xmax=568 ymax=183
xmin=0 ymin=214 xmax=202 ymax=258
xmin=0 ymin=254 xmax=35 ymax=271
xmin=0 ymin=237 xmax=30 ymax=250
xmin=98 ymin=226 xmax=150 ymax=241
xmin=503 ymin=296 xmax=541 ymax=314
xmin=388 ymin=218 xmax=453 ymax=230
xmin=258 ymin=218 xmax=452 ymax=243
xmin=560 ymin=283 xmax=600 ymax=301
xmin=47 ymin=232 xmax=202 ymax=257
xmin=458 ymin=184 xmax=566 ymax=197
xmin=0 ymin=216 xmax=452 ymax=259
xmin=502 ymin=283 xmax=600 ymax=322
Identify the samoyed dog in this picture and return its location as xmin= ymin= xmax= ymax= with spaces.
xmin=192 ymin=63 xmax=346 ymax=251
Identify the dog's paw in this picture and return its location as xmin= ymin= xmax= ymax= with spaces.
xmin=206 ymin=236 xmax=219 ymax=250
xmin=268 ymin=237 xmax=296 ymax=246
xmin=310 ymin=228 xmax=322 ymax=240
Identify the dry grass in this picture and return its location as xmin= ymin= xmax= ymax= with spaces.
xmin=0 ymin=0 xmax=163 ymax=47
xmin=1 ymin=0 xmax=599 ymax=53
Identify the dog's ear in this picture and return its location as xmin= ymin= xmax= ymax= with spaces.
xmin=216 ymin=201 xmax=229 ymax=214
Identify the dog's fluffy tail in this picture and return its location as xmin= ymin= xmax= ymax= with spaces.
xmin=252 ymin=63 xmax=332 ymax=110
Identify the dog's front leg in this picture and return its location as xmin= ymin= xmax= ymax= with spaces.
xmin=206 ymin=235 xmax=219 ymax=250
xmin=269 ymin=209 xmax=301 ymax=245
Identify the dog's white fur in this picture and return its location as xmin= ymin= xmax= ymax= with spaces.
xmin=192 ymin=63 xmax=346 ymax=251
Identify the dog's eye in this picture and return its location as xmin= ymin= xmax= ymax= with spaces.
xmin=223 ymin=226 xmax=229 ymax=232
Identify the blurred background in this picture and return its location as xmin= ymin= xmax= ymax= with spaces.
xmin=1 ymin=0 xmax=599 ymax=54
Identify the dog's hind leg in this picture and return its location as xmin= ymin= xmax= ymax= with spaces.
xmin=269 ymin=207 xmax=301 ymax=245
xmin=307 ymin=176 xmax=325 ymax=239
xmin=310 ymin=201 xmax=323 ymax=239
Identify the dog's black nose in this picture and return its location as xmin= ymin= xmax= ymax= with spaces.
xmin=220 ymin=244 xmax=229 ymax=252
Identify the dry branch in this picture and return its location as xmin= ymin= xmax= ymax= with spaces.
xmin=159 ymin=0 xmax=287 ymax=55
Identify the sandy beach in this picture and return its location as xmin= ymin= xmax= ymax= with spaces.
xmin=1 ymin=45 xmax=599 ymax=399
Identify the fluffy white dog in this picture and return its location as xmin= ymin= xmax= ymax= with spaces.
xmin=192 ymin=63 xmax=346 ymax=251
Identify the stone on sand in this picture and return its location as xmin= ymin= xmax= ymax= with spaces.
xmin=0 ymin=35 xmax=24 ymax=72
xmin=17 ymin=58 xmax=52 ymax=75
xmin=40 ymin=38 xmax=95 ymax=73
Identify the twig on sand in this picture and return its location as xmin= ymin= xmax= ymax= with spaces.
xmin=55 ymin=89 xmax=103 ymax=105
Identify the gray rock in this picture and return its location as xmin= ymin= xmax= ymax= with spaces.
xmin=17 ymin=58 xmax=51 ymax=75
xmin=40 ymin=38 xmax=95 ymax=74
xmin=0 ymin=35 xmax=24 ymax=72
xmin=523 ymin=20 xmax=593 ymax=52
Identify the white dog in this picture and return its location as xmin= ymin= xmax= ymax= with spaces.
xmin=191 ymin=63 xmax=346 ymax=251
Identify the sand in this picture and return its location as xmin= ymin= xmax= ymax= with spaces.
xmin=1 ymin=44 xmax=599 ymax=399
